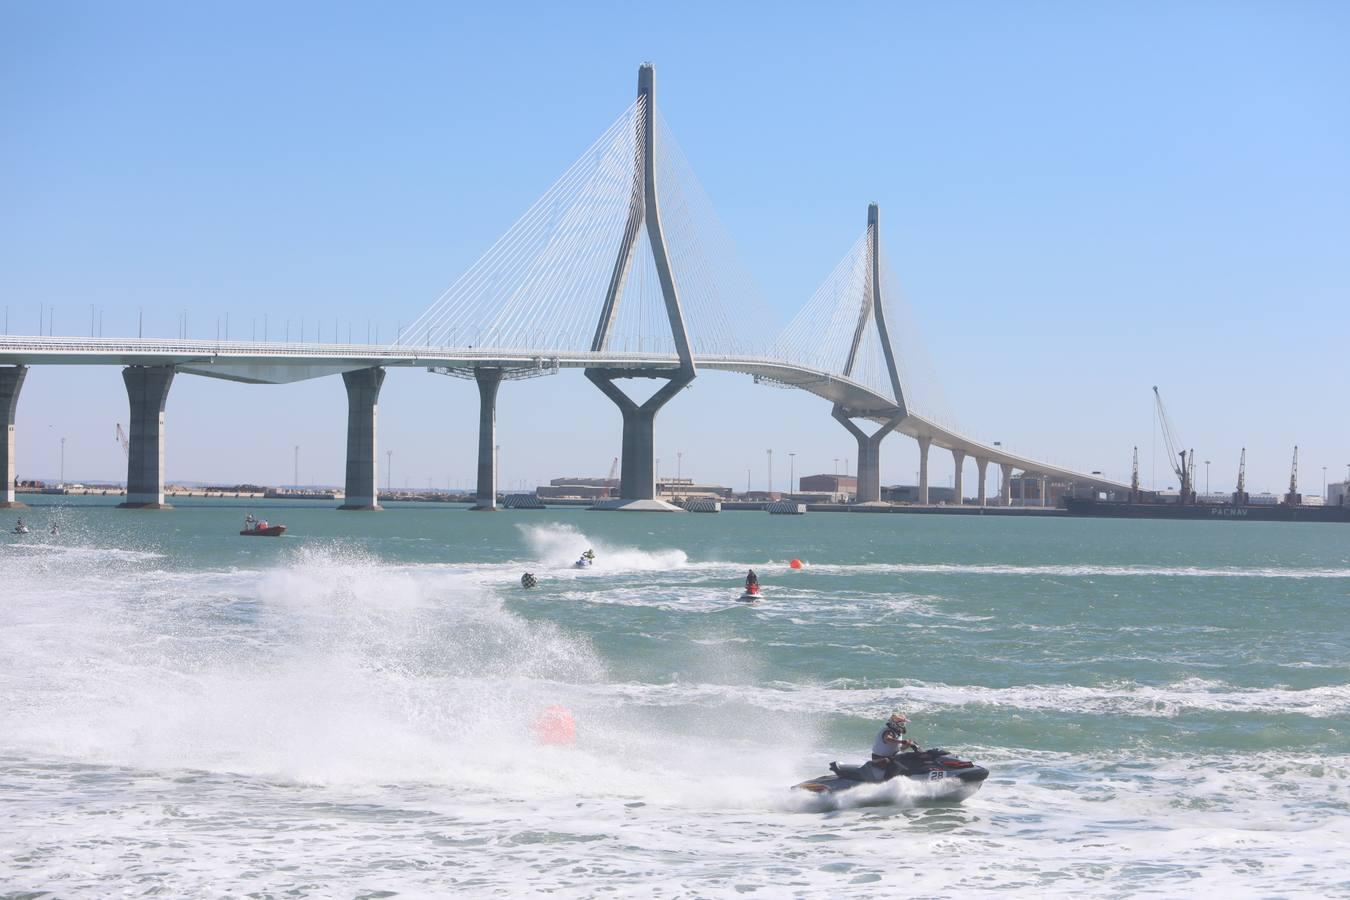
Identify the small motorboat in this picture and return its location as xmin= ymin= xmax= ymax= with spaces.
xmin=241 ymin=524 xmax=286 ymax=537
xmin=240 ymin=515 xmax=285 ymax=537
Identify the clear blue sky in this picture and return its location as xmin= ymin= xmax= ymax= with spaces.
xmin=4 ymin=1 xmax=1348 ymax=495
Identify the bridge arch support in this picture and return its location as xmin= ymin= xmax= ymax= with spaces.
xmin=831 ymin=406 xmax=901 ymax=504
xmin=338 ymin=367 xmax=386 ymax=510
xmin=1 ymin=366 xmax=28 ymax=509
xmin=118 ymin=365 xmax=175 ymax=509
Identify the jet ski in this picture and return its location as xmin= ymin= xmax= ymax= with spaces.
xmin=738 ymin=583 xmax=761 ymax=602
xmin=573 ymin=557 xmax=592 ymax=569
xmin=793 ymin=748 xmax=988 ymax=803
xmin=12 ymin=523 xmax=29 ymax=535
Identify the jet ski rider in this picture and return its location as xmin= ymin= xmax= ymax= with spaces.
xmin=871 ymin=712 xmax=918 ymax=774
xmin=745 ymin=569 xmax=759 ymax=591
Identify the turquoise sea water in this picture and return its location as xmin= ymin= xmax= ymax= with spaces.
xmin=2 ymin=500 xmax=1348 ymax=897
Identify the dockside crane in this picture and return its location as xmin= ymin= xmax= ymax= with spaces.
xmin=1130 ymin=446 xmax=1140 ymax=503
xmin=1233 ymin=448 xmax=1248 ymax=506
xmin=1284 ymin=445 xmax=1302 ymax=506
xmin=115 ymin=423 xmax=129 ymax=458
xmin=1152 ymin=386 xmax=1194 ymax=504
xmin=606 ymin=456 xmax=619 ymax=482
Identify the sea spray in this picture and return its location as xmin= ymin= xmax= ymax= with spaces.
xmin=517 ymin=521 xmax=689 ymax=571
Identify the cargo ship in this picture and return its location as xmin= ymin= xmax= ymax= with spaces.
xmin=1070 ymin=389 xmax=1350 ymax=522
xmin=1064 ymin=497 xmax=1350 ymax=523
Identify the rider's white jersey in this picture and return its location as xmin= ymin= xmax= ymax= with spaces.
xmin=871 ymin=727 xmax=902 ymax=758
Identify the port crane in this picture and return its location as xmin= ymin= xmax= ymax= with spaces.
xmin=1285 ymin=445 xmax=1301 ymax=506
xmin=1152 ymin=386 xmax=1195 ymax=504
xmin=1233 ymin=448 xmax=1248 ymax=505
xmin=606 ymin=456 xmax=619 ymax=482
xmin=1130 ymin=446 xmax=1140 ymax=503
xmin=115 ymin=423 xmax=129 ymax=458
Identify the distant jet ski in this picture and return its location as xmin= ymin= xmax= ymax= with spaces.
xmin=739 ymin=569 xmax=761 ymax=601
xmin=793 ymin=748 xmax=988 ymax=803
xmin=12 ymin=520 xmax=29 ymax=535
xmin=573 ymin=549 xmax=596 ymax=569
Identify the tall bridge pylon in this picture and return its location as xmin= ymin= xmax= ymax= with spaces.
xmin=834 ymin=203 xmax=906 ymax=504
xmin=777 ymin=203 xmax=909 ymax=502
xmin=586 ymin=64 xmax=695 ymax=508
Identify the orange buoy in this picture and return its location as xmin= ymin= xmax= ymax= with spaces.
xmin=534 ymin=704 xmax=576 ymax=745
xmin=789 ymin=559 xmax=803 ymax=569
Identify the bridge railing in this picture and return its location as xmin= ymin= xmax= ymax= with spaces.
xmin=0 ymin=335 xmax=842 ymax=370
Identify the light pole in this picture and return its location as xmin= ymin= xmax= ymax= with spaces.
xmin=1205 ymin=460 xmax=1210 ymax=496
xmin=294 ymin=445 xmax=300 ymax=489
xmin=1323 ymin=466 xmax=1327 ymax=498
xmin=788 ymin=452 xmax=795 ymax=494
xmin=677 ymin=451 xmax=682 ymax=482
xmin=386 ymin=450 xmax=393 ymax=493
xmin=834 ymin=458 xmax=839 ymax=477
xmin=766 ymin=449 xmax=773 ymax=494
xmin=59 ymin=437 xmax=65 ymax=486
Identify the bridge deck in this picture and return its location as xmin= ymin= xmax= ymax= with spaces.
xmin=0 ymin=336 xmax=1126 ymax=491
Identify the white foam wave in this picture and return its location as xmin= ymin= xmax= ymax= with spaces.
xmin=0 ymin=544 xmax=828 ymax=809
xmin=517 ymin=521 xmax=689 ymax=571
xmin=581 ymin=677 xmax=1350 ymax=720
xmin=804 ymin=561 xmax=1350 ymax=579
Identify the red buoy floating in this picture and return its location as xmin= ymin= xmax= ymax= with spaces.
xmin=789 ymin=559 xmax=803 ymax=569
xmin=534 ymin=704 xmax=576 ymax=745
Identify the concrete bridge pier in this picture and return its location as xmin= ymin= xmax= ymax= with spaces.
xmin=1000 ymin=463 xmax=1014 ymax=507
xmin=831 ymin=407 xmax=901 ymax=503
xmin=472 ymin=367 xmax=503 ymax=510
xmin=587 ymin=370 xmax=693 ymax=508
xmin=976 ymin=457 xmax=988 ymax=507
xmin=118 ymin=365 xmax=175 ymax=509
xmin=338 ymin=367 xmax=386 ymax=510
xmin=951 ymin=448 xmax=966 ymax=507
xmin=1 ymin=366 xmax=28 ymax=509
xmin=917 ymin=436 xmax=932 ymax=505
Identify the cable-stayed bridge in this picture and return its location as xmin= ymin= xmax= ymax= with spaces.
xmin=0 ymin=64 xmax=1126 ymax=510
